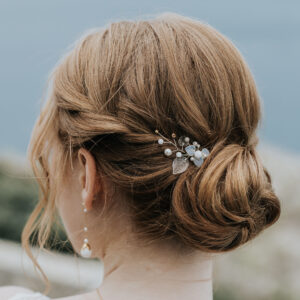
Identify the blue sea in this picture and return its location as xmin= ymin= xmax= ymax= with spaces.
xmin=0 ymin=0 xmax=299 ymax=154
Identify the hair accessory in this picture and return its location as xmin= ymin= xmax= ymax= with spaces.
xmin=80 ymin=201 xmax=92 ymax=258
xmin=155 ymin=129 xmax=210 ymax=174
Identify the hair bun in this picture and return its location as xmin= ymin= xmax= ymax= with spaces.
xmin=171 ymin=142 xmax=280 ymax=252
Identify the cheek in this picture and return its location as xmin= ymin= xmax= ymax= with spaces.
xmin=56 ymin=175 xmax=84 ymax=252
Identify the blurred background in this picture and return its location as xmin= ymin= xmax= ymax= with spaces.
xmin=0 ymin=0 xmax=299 ymax=299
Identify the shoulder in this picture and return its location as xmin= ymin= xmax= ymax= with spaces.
xmin=0 ymin=286 xmax=34 ymax=299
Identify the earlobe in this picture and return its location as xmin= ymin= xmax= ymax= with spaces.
xmin=78 ymin=148 xmax=101 ymax=211
xmin=81 ymin=189 xmax=88 ymax=206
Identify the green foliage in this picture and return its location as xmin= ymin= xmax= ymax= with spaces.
xmin=214 ymin=287 xmax=238 ymax=300
xmin=0 ymin=163 xmax=72 ymax=253
xmin=213 ymin=285 xmax=294 ymax=300
xmin=0 ymin=166 xmax=37 ymax=241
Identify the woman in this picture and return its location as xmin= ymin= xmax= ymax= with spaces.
xmin=1 ymin=13 xmax=280 ymax=300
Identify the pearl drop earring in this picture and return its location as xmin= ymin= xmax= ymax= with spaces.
xmin=80 ymin=201 xmax=92 ymax=258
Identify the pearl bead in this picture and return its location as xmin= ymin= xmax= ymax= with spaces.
xmin=158 ymin=138 xmax=164 ymax=145
xmin=84 ymin=238 xmax=89 ymax=243
xmin=194 ymin=150 xmax=202 ymax=160
xmin=80 ymin=243 xmax=92 ymax=258
xmin=176 ymin=151 xmax=182 ymax=158
xmin=83 ymin=208 xmax=87 ymax=213
xmin=84 ymin=227 xmax=88 ymax=232
xmin=164 ymin=148 xmax=172 ymax=156
xmin=193 ymin=141 xmax=198 ymax=146
xmin=190 ymin=157 xmax=194 ymax=161
xmin=184 ymin=137 xmax=190 ymax=143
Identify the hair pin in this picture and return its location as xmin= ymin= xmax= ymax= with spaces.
xmin=154 ymin=129 xmax=210 ymax=174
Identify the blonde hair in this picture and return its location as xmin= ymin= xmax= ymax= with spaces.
xmin=22 ymin=13 xmax=280 ymax=292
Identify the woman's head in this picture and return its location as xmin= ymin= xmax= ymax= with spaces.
xmin=23 ymin=13 xmax=280 ymax=267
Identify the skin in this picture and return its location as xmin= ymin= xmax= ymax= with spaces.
xmin=0 ymin=148 xmax=213 ymax=300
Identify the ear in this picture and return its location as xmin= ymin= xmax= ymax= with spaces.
xmin=78 ymin=148 xmax=101 ymax=211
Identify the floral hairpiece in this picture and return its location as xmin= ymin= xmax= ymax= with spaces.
xmin=154 ymin=129 xmax=210 ymax=174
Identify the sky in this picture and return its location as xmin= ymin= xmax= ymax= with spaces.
xmin=0 ymin=0 xmax=299 ymax=155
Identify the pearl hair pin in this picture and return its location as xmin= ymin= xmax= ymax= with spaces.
xmin=155 ymin=129 xmax=210 ymax=174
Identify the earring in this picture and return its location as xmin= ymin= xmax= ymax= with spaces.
xmin=80 ymin=201 xmax=92 ymax=258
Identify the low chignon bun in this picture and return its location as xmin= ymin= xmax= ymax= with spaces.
xmin=172 ymin=142 xmax=280 ymax=252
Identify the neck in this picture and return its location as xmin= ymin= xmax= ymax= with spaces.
xmin=96 ymin=238 xmax=213 ymax=300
